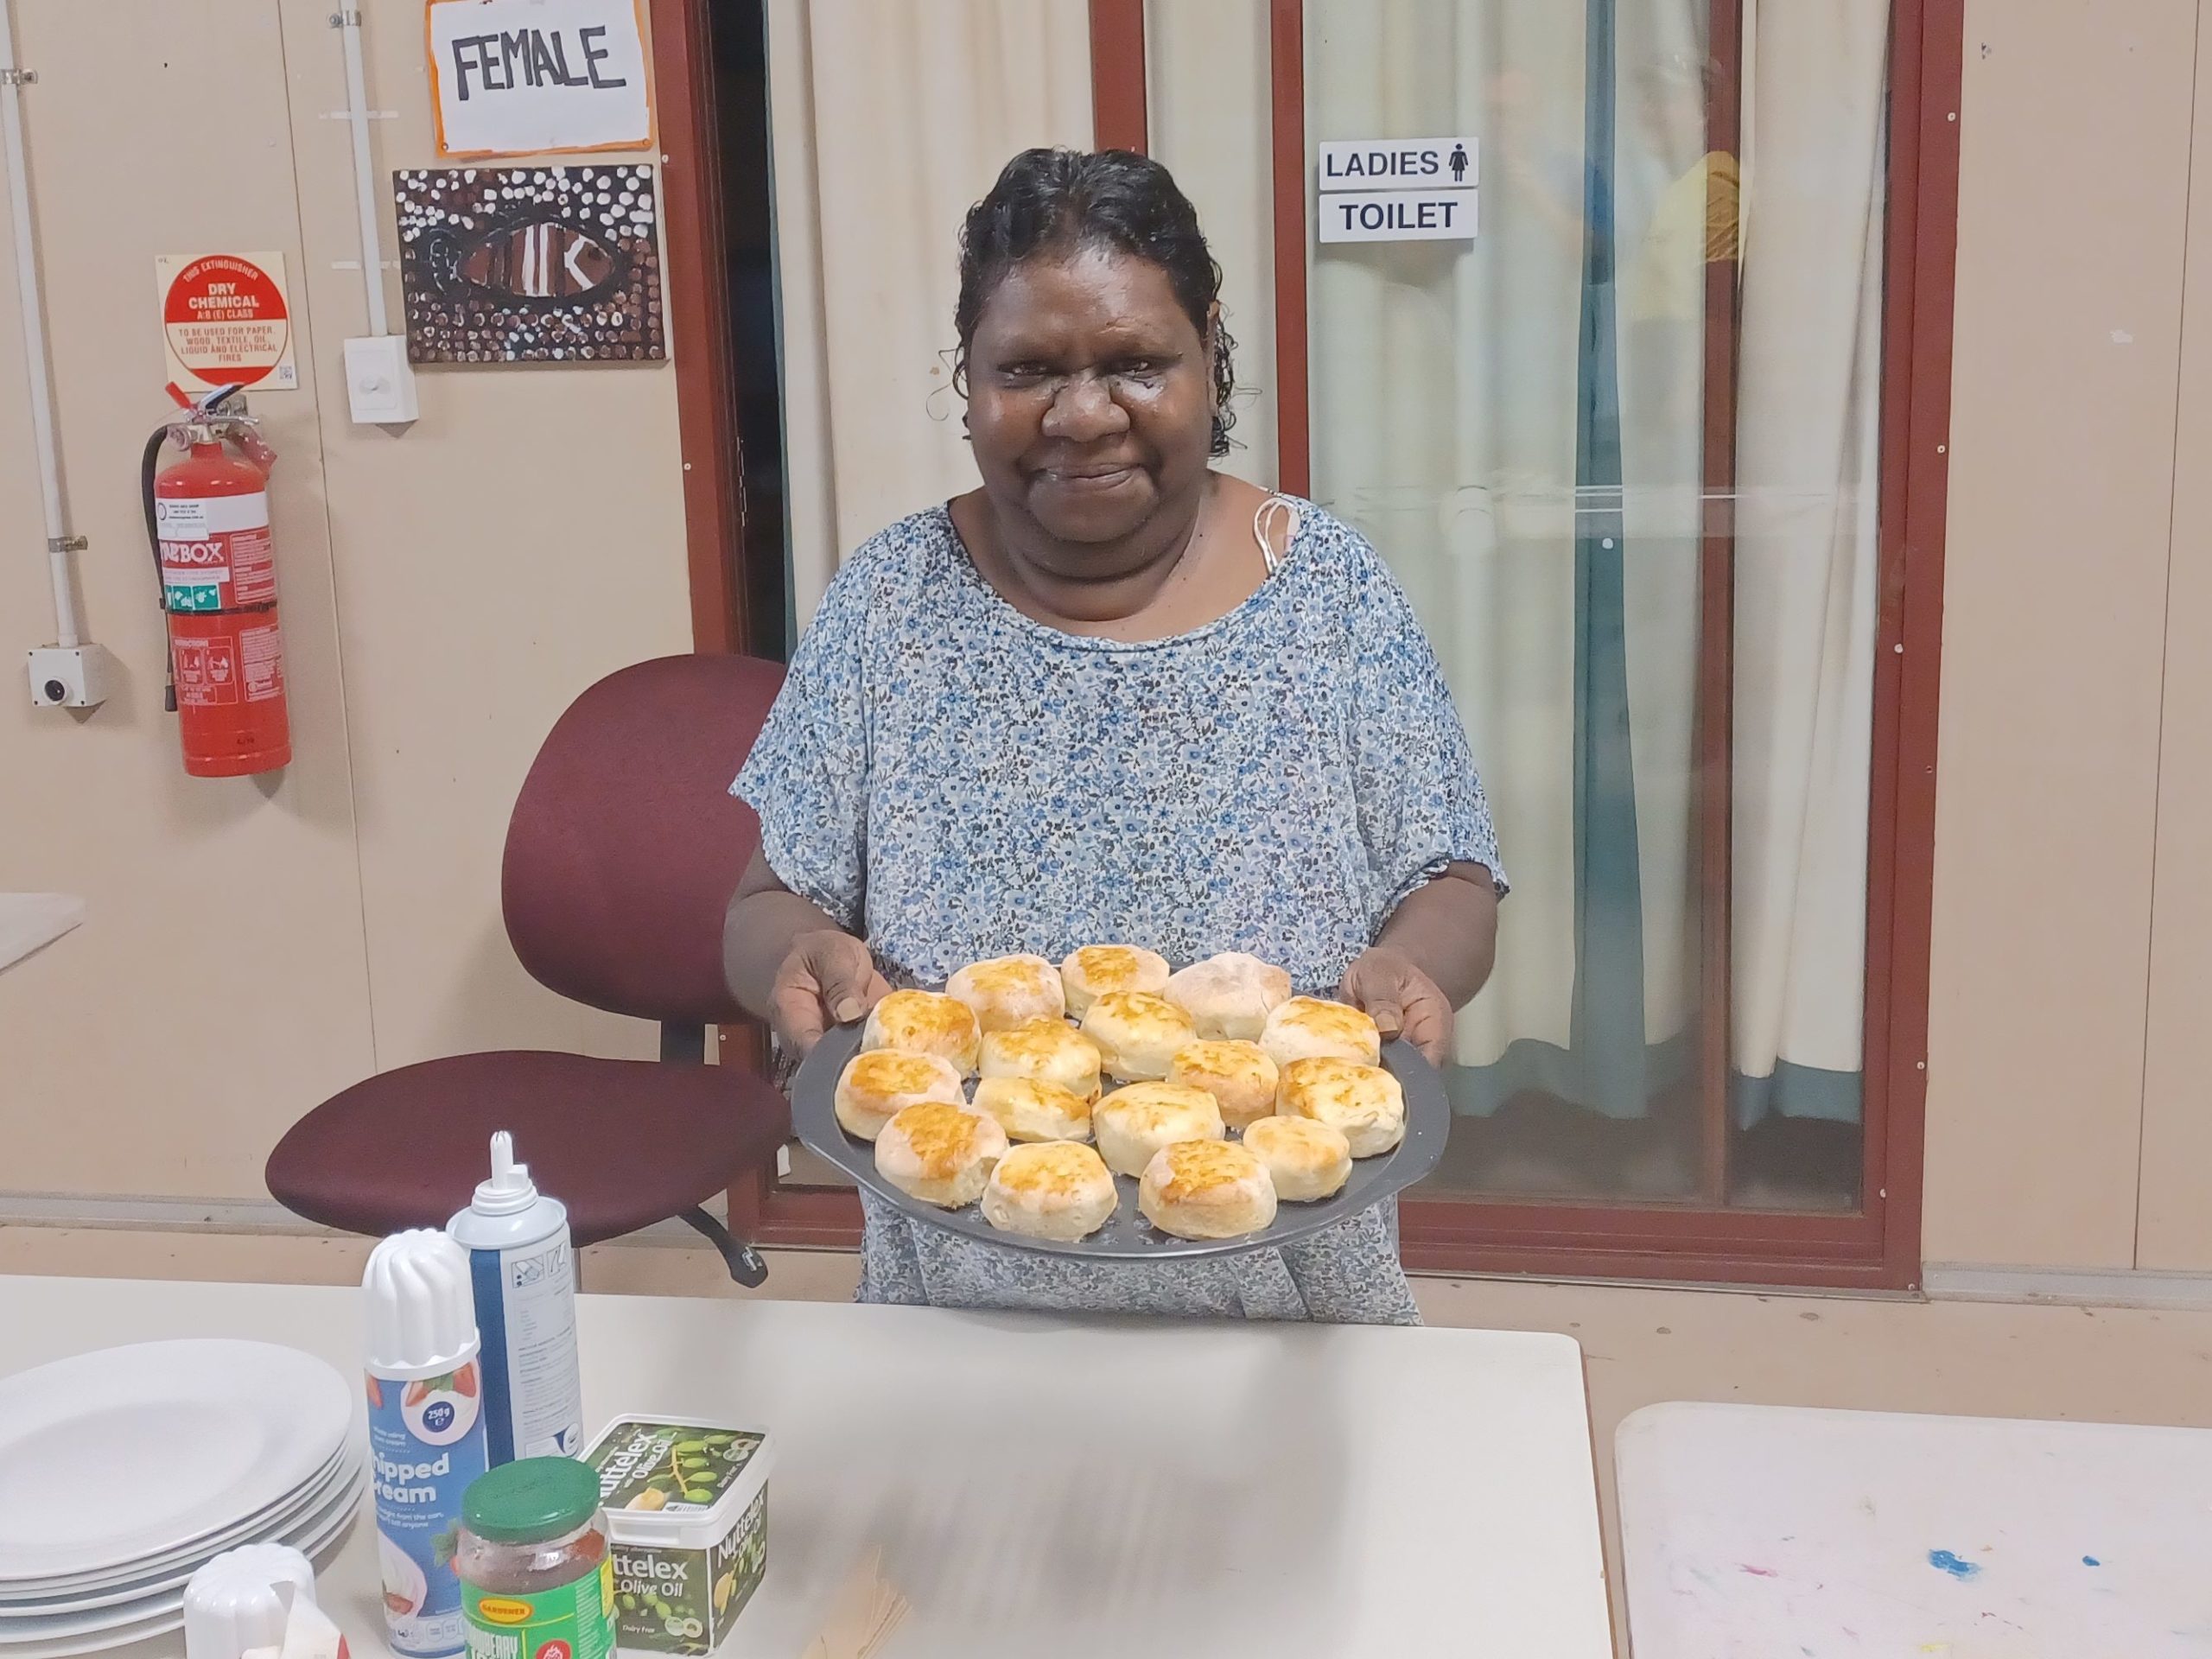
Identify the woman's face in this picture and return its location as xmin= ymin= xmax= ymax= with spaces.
xmin=963 ymin=243 xmax=1215 ymax=556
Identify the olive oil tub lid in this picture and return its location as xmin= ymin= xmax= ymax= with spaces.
xmin=583 ymin=1415 xmax=774 ymax=1548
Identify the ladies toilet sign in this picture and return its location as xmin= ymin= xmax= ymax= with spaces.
xmin=1317 ymin=137 xmax=1479 ymax=244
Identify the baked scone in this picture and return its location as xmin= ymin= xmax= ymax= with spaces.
xmin=1058 ymin=944 xmax=1171 ymax=1018
xmin=1276 ymin=1057 xmax=1406 ymax=1157
xmin=945 ymin=954 xmax=1066 ymax=1033
xmin=1259 ymin=996 xmax=1382 ymax=1068
xmin=977 ymin=1015 xmax=1103 ymax=1103
xmin=1082 ymin=990 xmax=1198 ymax=1083
xmin=1138 ymin=1141 xmax=1278 ymax=1239
xmin=861 ymin=988 xmax=982 ymax=1075
xmin=1091 ymin=1082 xmax=1225 ymax=1178
xmin=874 ymin=1100 xmax=1007 ymax=1207
xmin=1163 ymin=952 xmax=1294 ymax=1041
xmin=833 ymin=1050 xmax=966 ymax=1142
xmin=969 ymin=1076 xmax=1093 ymax=1143
xmin=1241 ymin=1115 xmax=1353 ymax=1201
xmin=981 ymin=1141 xmax=1119 ymax=1241
xmin=1166 ymin=1040 xmax=1281 ymax=1132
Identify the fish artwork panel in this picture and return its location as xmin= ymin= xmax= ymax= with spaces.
xmin=395 ymin=165 xmax=664 ymax=364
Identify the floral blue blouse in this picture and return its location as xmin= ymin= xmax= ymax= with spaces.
xmin=734 ymin=498 xmax=1502 ymax=1324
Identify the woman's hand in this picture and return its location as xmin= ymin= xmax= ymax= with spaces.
xmin=1338 ymin=944 xmax=1456 ymax=1065
xmin=769 ymin=929 xmax=892 ymax=1056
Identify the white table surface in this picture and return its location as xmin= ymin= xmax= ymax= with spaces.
xmin=1617 ymin=1401 xmax=2212 ymax=1657
xmin=0 ymin=1275 xmax=1612 ymax=1659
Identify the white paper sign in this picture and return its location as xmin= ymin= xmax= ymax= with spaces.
xmin=1316 ymin=136 xmax=1478 ymax=245
xmin=1319 ymin=188 xmax=1479 ymax=244
xmin=428 ymin=0 xmax=652 ymax=158
xmin=1318 ymin=137 xmax=1479 ymax=194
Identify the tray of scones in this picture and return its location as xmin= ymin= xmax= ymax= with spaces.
xmin=787 ymin=945 xmax=1450 ymax=1261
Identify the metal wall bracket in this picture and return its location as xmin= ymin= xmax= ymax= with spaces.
xmin=0 ymin=68 xmax=36 ymax=86
xmin=327 ymin=10 xmax=362 ymax=27
xmin=47 ymin=535 xmax=86 ymax=554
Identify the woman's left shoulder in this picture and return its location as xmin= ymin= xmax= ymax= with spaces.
xmin=1268 ymin=497 xmax=1414 ymax=620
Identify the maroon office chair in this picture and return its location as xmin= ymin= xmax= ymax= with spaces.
xmin=267 ymin=654 xmax=790 ymax=1285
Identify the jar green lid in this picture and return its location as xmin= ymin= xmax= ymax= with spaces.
xmin=463 ymin=1457 xmax=602 ymax=1543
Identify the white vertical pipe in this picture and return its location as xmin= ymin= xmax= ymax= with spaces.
xmin=0 ymin=0 xmax=79 ymax=647
xmin=337 ymin=9 xmax=387 ymax=336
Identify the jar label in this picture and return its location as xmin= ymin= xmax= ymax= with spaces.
xmin=463 ymin=1561 xmax=615 ymax=1659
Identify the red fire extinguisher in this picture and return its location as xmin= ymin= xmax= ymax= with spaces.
xmin=142 ymin=385 xmax=291 ymax=777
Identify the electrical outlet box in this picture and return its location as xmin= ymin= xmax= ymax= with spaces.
xmin=28 ymin=643 xmax=115 ymax=709
xmin=344 ymin=334 xmax=418 ymax=424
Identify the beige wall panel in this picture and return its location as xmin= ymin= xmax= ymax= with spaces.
xmin=2138 ymin=6 xmax=2212 ymax=1269
xmin=1146 ymin=0 xmax=1278 ymax=491
xmin=1923 ymin=0 xmax=2190 ymax=1266
xmin=275 ymin=0 xmax=692 ymax=1068
xmin=0 ymin=1 xmax=373 ymax=1198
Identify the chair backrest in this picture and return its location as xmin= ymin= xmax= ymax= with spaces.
xmin=502 ymin=652 xmax=786 ymax=1025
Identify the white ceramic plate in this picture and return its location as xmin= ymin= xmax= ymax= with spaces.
xmin=0 ymin=1455 xmax=364 ymax=1620
xmin=0 ymin=1471 xmax=361 ymax=1655
xmin=0 ymin=1341 xmax=353 ymax=1582
xmin=0 ymin=1440 xmax=359 ymax=1604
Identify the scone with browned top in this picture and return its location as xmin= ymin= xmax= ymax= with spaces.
xmin=1058 ymin=944 xmax=1170 ymax=1018
xmin=874 ymin=1100 xmax=1007 ymax=1208
xmin=861 ymin=988 xmax=982 ymax=1075
xmin=1241 ymin=1115 xmax=1353 ymax=1201
xmin=1259 ymin=995 xmax=1382 ymax=1068
xmin=969 ymin=1076 xmax=1093 ymax=1143
xmin=833 ymin=1049 xmax=966 ymax=1142
xmin=1082 ymin=989 xmax=1198 ymax=1083
xmin=1091 ymin=1080 xmax=1224 ymax=1178
xmin=1276 ymin=1056 xmax=1406 ymax=1157
xmin=1138 ymin=1140 xmax=1278 ymax=1239
xmin=946 ymin=953 xmax=1066 ymax=1033
xmin=982 ymin=1141 xmax=1119 ymax=1241
xmin=977 ymin=1014 xmax=1103 ymax=1103
xmin=1166 ymin=1039 xmax=1280 ymax=1131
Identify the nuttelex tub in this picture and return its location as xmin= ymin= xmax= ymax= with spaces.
xmin=581 ymin=1418 xmax=772 ymax=1656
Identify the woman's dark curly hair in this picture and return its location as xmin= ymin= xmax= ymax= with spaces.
xmin=954 ymin=148 xmax=1236 ymax=458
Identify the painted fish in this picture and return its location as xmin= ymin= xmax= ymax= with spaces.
xmin=431 ymin=219 xmax=624 ymax=303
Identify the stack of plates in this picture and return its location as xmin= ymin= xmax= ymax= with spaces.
xmin=0 ymin=1340 xmax=362 ymax=1659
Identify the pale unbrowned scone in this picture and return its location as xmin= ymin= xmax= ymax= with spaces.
xmin=1259 ymin=996 xmax=1382 ymax=1068
xmin=1276 ymin=1056 xmax=1406 ymax=1157
xmin=832 ymin=1049 xmax=966 ymax=1142
xmin=969 ymin=1075 xmax=1093 ymax=1143
xmin=977 ymin=1015 xmax=1103 ymax=1103
xmin=1166 ymin=1039 xmax=1281 ymax=1131
xmin=1163 ymin=951 xmax=1294 ymax=1041
xmin=1058 ymin=944 xmax=1171 ymax=1019
xmin=861 ymin=988 xmax=982 ymax=1075
xmin=981 ymin=1141 xmax=1119 ymax=1241
xmin=1091 ymin=1080 xmax=1224 ymax=1178
xmin=1138 ymin=1140 xmax=1278 ymax=1238
xmin=873 ymin=1100 xmax=1007 ymax=1207
xmin=1082 ymin=989 xmax=1198 ymax=1082
xmin=1241 ymin=1115 xmax=1353 ymax=1201
xmin=945 ymin=954 xmax=1066 ymax=1033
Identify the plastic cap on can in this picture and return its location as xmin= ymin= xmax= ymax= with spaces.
xmin=363 ymin=1229 xmax=479 ymax=1378
xmin=469 ymin=1130 xmax=542 ymax=1217
xmin=182 ymin=1543 xmax=316 ymax=1659
xmin=463 ymin=1457 xmax=601 ymax=1543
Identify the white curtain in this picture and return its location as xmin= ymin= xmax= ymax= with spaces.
xmin=765 ymin=0 xmax=1093 ymax=626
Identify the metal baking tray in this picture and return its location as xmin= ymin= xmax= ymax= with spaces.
xmin=790 ymin=1020 xmax=1450 ymax=1261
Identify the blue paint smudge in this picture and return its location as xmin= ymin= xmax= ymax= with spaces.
xmin=1928 ymin=1549 xmax=1982 ymax=1580
xmin=2083 ymin=1555 xmax=2101 ymax=1567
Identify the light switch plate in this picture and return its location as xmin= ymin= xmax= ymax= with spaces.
xmin=344 ymin=335 xmax=418 ymax=424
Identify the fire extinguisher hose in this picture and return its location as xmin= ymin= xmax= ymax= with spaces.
xmin=139 ymin=423 xmax=176 ymax=713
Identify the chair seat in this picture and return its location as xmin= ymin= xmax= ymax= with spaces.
xmin=267 ymin=1051 xmax=790 ymax=1248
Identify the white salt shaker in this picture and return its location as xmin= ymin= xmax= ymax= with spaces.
xmin=183 ymin=1543 xmax=318 ymax=1659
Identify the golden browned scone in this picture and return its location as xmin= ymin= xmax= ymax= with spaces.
xmin=1082 ymin=990 xmax=1198 ymax=1082
xmin=1166 ymin=1039 xmax=1281 ymax=1132
xmin=1058 ymin=944 xmax=1171 ymax=1018
xmin=969 ymin=1076 xmax=1093 ymax=1143
xmin=1091 ymin=1081 xmax=1225 ymax=1178
xmin=977 ymin=1015 xmax=1103 ymax=1103
xmin=981 ymin=1141 xmax=1119 ymax=1241
xmin=1259 ymin=996 xmax=1382 ymax=1068
xmin=873 ymin=1100 xmax=1007 ymax=1208
xmin=1163 ymin=951 xmax=1294 ymax=1041
xmin=945 ymin=954 xmax=1066 ymax=1033
xmin=1276 ymin=1057 xmax=1406 ymax=1157
xmin=1241 ymin=1115 xmax=1353 ymax=1201
xmin=833 ymin=1050 xmax=966 ymax=1142
xmin=861 ymin=988 xmax=982 ymax=1075
xmin=1138 ymin=1141 xmax=1278 ymax=1239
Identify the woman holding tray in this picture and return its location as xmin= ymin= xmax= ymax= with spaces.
xmin=726 ymin=148 xmax=1503 ymax=1325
